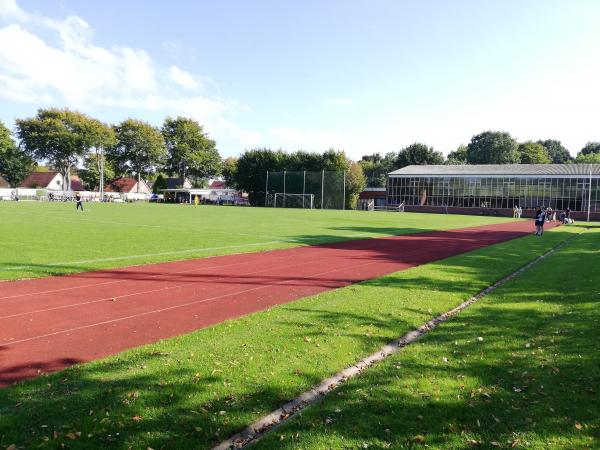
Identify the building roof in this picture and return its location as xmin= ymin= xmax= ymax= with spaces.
xmin=389 ymin=164 xmax=600 ymax=177
xmin=105 ymin=177 xmax=138 ymax=193
xmin=19 ymin=171 xmax=59 ymax=188
xmin=165 ymin=177 xmax=191 ymax=189
xmin=209 ymin=180 xmax=227 ymax=189
xmin=0 ymin=174 xmax=9 ymax=188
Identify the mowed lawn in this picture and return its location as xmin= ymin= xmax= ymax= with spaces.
xmin=0 ymin=225 xmax=585 ymax=449
xmin=0 ymin=201 xmax=513 ymax=280
xmin=257 ymin=225 xmax=600 ymax=449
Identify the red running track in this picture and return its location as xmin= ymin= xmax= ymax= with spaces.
xmin=0 ymin=220 xmax=544 ymax=386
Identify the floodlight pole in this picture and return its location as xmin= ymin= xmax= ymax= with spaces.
xmin=321 ymin=170 xmax=325 ymax=210
xmin=343 ymin=171 xmax=346 ymax=210
xmin=587 ymin=164 xmax=592 ymax=222
xmin=265 ymin=171 xmax=269 ymax=207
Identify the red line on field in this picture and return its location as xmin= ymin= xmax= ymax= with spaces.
xmin=0 ymin=221 xmax=553 ymax=386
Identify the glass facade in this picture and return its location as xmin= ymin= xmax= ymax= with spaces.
xmin=387 ymin=176 xmax=600 ymax=212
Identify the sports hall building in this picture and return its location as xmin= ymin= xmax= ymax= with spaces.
xmin=387 ymin=164 xmax=600 ymax=221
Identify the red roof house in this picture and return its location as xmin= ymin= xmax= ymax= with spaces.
xmin=19 ymin=171 xmax=85 ymax=190
xmin=105 ymin=177 xmax=151 ymax=194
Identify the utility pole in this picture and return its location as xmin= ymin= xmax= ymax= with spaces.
xmin=99 ymin=145 xmax=104 ymax=201
xmin=265 ymin=171 xmax=269 ymax=207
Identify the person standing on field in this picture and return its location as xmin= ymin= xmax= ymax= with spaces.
xmin=194 ymin=195 xmax=199 ymax=207
xmin=75 ymin=192 xmax=84 ymax=211
xmin=534 ymin=206 xmax=545 ymax=236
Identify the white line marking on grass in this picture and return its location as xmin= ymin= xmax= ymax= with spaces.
xmin=2 ymin=256 xmax=391 ymax=346
xmin=2 ymin=241 xmax=283 ymax=272
xmin=212 ymin=231 xmax=583 ymax=450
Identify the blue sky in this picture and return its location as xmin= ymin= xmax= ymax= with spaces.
xmin=1 ymin=0 xmax=599 ymax=158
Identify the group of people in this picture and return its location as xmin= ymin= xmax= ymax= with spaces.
xmin=534 ymin=206 xmax=572 ymax=236
xmin=512 ymin=205 xmax=523 ymax=218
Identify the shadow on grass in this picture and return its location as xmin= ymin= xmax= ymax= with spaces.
xmin=0 ymin=227 xmax=581 ymax=449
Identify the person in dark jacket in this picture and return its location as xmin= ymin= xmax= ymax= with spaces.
xmin=75 ymin=192 xmax=84 ymax=211
xmin=534 ymin=206 xmax=546 ymax=236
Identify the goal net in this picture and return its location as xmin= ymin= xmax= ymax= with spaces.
xmin=273 ymin=193 xmax=314 ymax=209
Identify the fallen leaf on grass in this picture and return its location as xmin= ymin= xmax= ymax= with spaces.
xmin=5 ymin=445 xmax=17 ymax=450
xmin=575 ymin=421 xmax=583 ymax=430
xmin=132 ymin=416 xmax=142 ymax=422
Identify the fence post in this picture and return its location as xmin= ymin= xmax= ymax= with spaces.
xmin=265 ymin=171 xmax=269 ymax=207
xmin=283 ymin=170 xmax=286 ymax=208
xmin=343 ymin=171 xmax=346 ymax=210
xmin=303 ymin=170 xmax=306 ymax=208
xmin=588 ymin=164 xmax=592 ymax=222
xmin=321 ymin=170 xmax=325 ymax=210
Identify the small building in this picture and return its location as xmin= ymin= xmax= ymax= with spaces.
xmin=165 ymin=177 xmax=193 ymax=189
xmin=0 ymin=175 xmax=9 ymax=188
xmin=357 ymin=187 xmax=386 ymax=210
xmin=104 ymin=177 xmax=151 ymax=195
xmin=387 ymin=164 xmax=600 ymax=220
xmin=19 ymin=171 xmax=84 ymax=191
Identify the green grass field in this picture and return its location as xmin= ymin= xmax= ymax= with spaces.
xmin=0 ymin=201 xmax=513 ymax=280
xmin=256 ymin=225 xmax=600 ymax=449
xmin=1 ymin=225 xmax=592 ymax=450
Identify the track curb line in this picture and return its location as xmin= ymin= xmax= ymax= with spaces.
xmin=213 ymin=230 xmax=582 ymax=450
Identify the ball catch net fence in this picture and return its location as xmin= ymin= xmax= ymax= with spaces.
xmin=265 ymin=171 xmax=345 ymax=209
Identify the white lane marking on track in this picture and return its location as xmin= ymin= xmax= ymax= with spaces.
xmin=0 ymin=251 xmax=352 ymax=319
xmin=0 ymin=242 xmax=311 ymax=301
xmin=3 ymin=257 xmax=388 ymax=346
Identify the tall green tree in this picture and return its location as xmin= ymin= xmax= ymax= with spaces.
xmin=466 ymin=131 xmax=520 ymax=164
xmin=446 ymin=144 xmax=468 ymax=164
xmin=345 ymin=160 xmax=366 ymax=209
xmin=536 ymin=139 xmax=572 ymax=163
xmin=396 ymin=143 xmax=444 ymax=168
xmin=359 ymin=152 xmax=397 ymax=187
xmin=234 ymin=148 xmax=285 ymax=205
xmin=109 ymin=119 xmax=167 ymax=192
xmin=221 ymin=156 xmax=238 ymax=188
xmin=15 ymin=108 xmax=96 ymax=190
xmin=574 ymin=152 xmax=600 ymax=163
xmin=162 ymin=117 xmax=220 ymax=184
xmin=518 ymin=141 xmax=551 ymax=164
xmin=0 ymin=120 xmax=34 ymax=187
xmin=579 ymin=142 xmax=600 ymax=155
xmin=78 ymin=152 xmax=116 ymax=190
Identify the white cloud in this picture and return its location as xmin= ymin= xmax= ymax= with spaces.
xmin=327 ymin=97 xmax=354 ymax=106
xmin=169 ymin=65 xmax=200 ymax=91
xmin=0 ymin=0 xmax=257 ymax=151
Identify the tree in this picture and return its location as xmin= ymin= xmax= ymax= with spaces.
xmin=579 ymin=142 xmax=600 ymax=156
xmin=221 ymin=157 xmax=238 ymax=188
xmin=152 ymin=174 xmax=168 ymax=194
xmin=466 ymin=131 xmax=519 ymax=164
xmin=82 ymin=118 xmax=116 ymax=194
xmin=359 ymin=152 xmax=397 ymax=187
xmin=0 ymin=121 xmax=34 ymax=186
xmin=108 ymin=119 xmax=167 ymax=193
xmin=345 ymin=160 xmax=366 ymax=209
xmin=396 ymin=143 xmax=444 ymax=168
xmin=162 ymin=117 xmax=220 ymax=184
xmin=234 ymin=148 xmax=286 ymax=205
xmin=446 ymin=144 xmax=468 ymax=165
xmin=518 ymin=141 xmax=551 ymax=164
xmin=536 ymin=139 xmax=572 ymax=164
xmin=575 ymin=152 xmax=600 ymax=164
xmin=78 ymin=152 xmax=116 ymax=190
xmin=16 ymin=108 xmax=96 ymax=190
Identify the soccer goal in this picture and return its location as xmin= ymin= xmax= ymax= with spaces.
xmin=273 ymin=193 xmax=314 ymax=209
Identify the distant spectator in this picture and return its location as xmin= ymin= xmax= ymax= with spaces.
xmin=534 ymin=206 xmax=546 ymax=236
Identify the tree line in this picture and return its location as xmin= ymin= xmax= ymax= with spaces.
xmin=1 ymin=112 xmax=599 ymax=205
xmin=359 ymin=131 xmax=600 ymax=188
xmin=0 ymin=108 xmax=220 ymax=192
